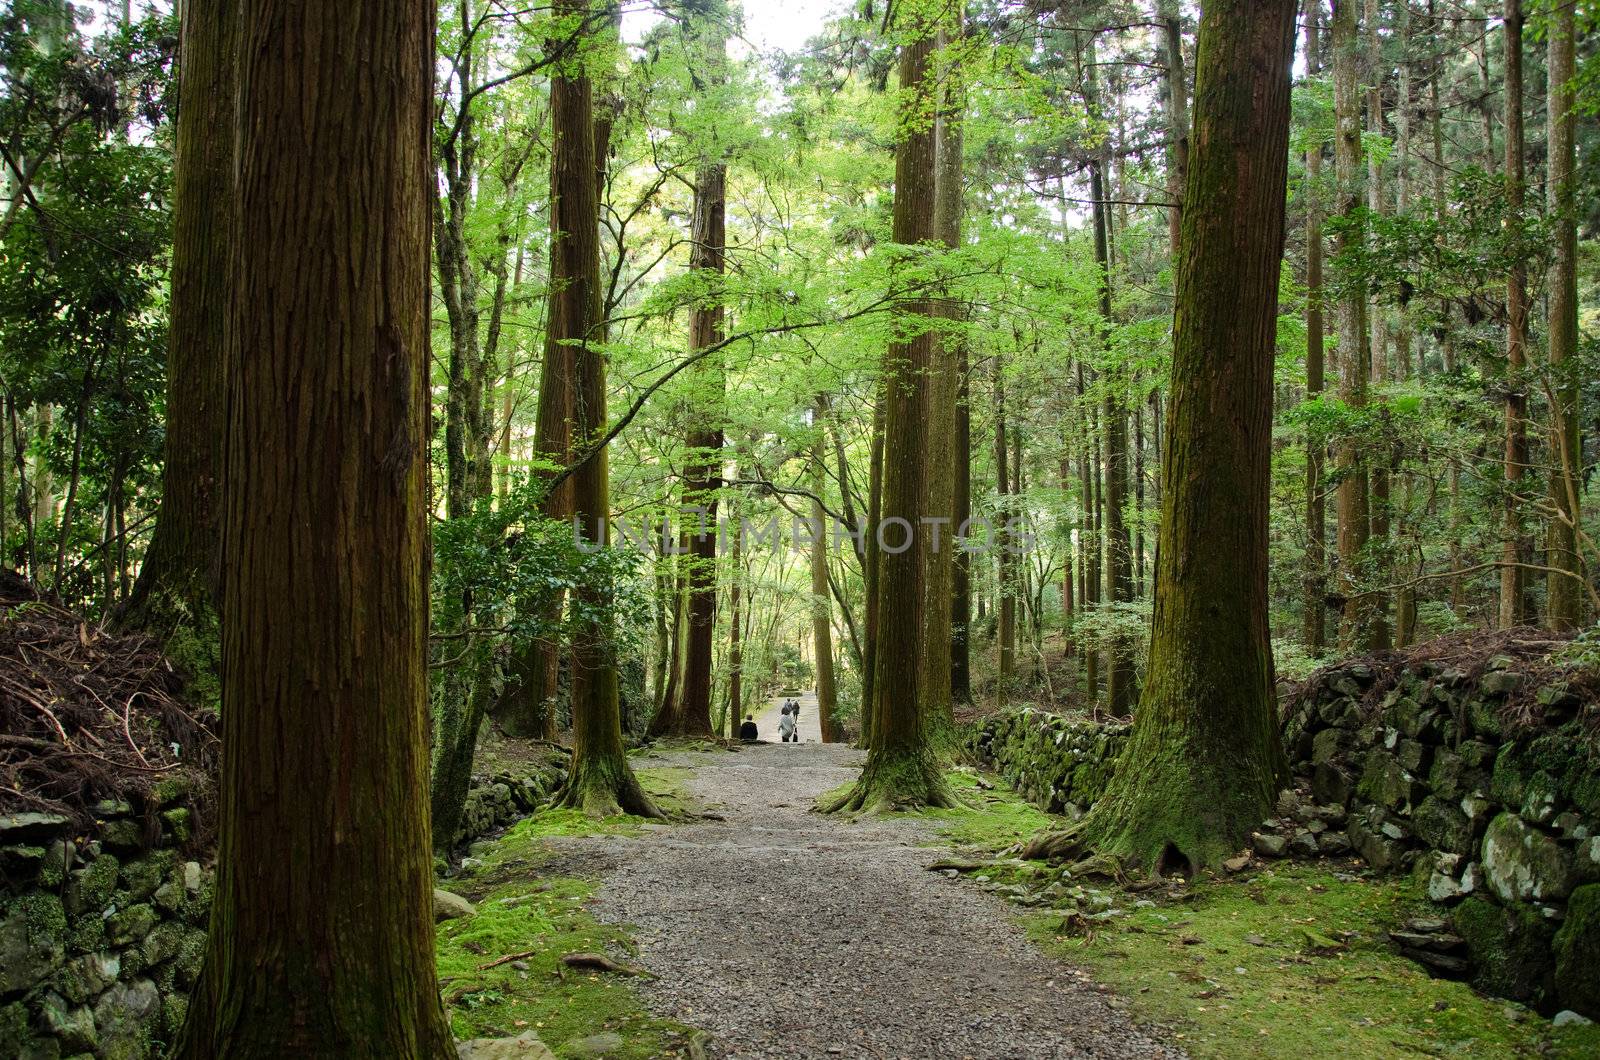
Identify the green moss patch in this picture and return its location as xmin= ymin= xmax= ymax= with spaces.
xmin=914 ymin=768 xmax=1066 ymax=851
xmin=434 ymin=767 xmax=700 ymax=1057
xmin=1020 ymin=864 xmax=1600 ymax=1058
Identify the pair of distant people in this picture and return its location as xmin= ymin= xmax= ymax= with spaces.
xmin=735 ymin=697 xmax=802 ymax=743
xmin=779 ymin=699 xmax=801 ymax=743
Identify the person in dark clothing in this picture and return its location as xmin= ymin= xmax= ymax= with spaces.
xmin=738 ymin=715 xmax=758 ymax=741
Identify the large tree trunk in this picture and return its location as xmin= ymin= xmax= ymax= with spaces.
xmin=117 ymin=0 xmax=231 ymax=640
xmin=174 ymin=0 xmax=454 ymax=1053
xmin=651 ymin=156 xmax=725 ymax=739
xmin=1332 ymin=0 xmax=1376 ymax=651
xmin=1544 ymin=0 xmax=1582 ymax=630
xmin=826 ymin=10 xmax=954 ymax=813
xmin=549 ymin=1 xmax=659 ymax=818
xmin=1303 ymin=0 xmax=1327 ymax=655
xmin=1031 ymin=0 xmax=1295 ymax=873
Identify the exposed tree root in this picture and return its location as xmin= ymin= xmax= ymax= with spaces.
xmin=819 ymin=750 xmax=960 ymax=815
xmin=553 ymin=756 xmax=664 ymax=820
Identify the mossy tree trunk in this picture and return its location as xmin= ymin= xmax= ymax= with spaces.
xmin=826 ymin=1 xmax=956 ymax=814
xmin=549 ymin=0 xmax=660 ymax=818
xmin=174 ymin=0 xmax=454 ymax=1054
xmin=116 ymin=0 xmax=230 ymax=648
xmin=1028 ymin=0 xmax=1295 ymax=874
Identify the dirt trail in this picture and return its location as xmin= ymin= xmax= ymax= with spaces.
xmin=549 ymin=737 xmax=1180 ymax=1059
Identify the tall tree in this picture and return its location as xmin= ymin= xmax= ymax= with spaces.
xmin=1303 ymin=0 xmax=1328 ymax=654
xmin=651 ymin=14 xmax=728 ymax=738
xmin=826 ymin=0 xmax=956 ymax=812
xmin=174 ymin=0 xmax=454 ymax=1053
xmin=1498 ymin=0 xmax=1529 ymax=628
xmin=549 ymin=0 xmax=660 ymax=817
xmin=117 ymin=0 xmax=231 ymax=638
xmin=810 ymin=404 xmax=840 ymax=742
xmin=1544 ymin=0 xmax=1581 ymax=631
xmin=1026 ymin=0 xmax=1295 ymax=871
xmin=1332 ymin=0 xmax=1376 ymax=651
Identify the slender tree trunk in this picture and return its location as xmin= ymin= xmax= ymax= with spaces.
xmin=1304 ymin=0 xmax=1328 ymax=655
xmin=826 ymin=9 xmax=954 ymax=813
xmin=811 ymin=404 xmax=840 ymax=742
xmin=1544 ymin=0 xmax=1581 ymax=630
xmin=920 ymin=29 xmax=964 ymax=740
xmin=859 ymin=385 xmax=885 ymax=747
xmin=174 ymin=0 xmax=454 ymax=1052
xmin=1332 ymin=0 xmax=1376 ymax=650
xmin=118 ymin=0 xmax=231 ymax=638
xmin=950 ymin=326 xmax=973 ymax=702
xmin=727 ymin=501 xmax=744 ymax=737
xmin=1499 ymin=0 xmax=1529 ymax=629
xmin=994 ymin=357 xmax=1015 ymax=689
xmin=1033 ymin=0 xmax=1295 ymax=872
xmin=1160 ymin=0 xmax=1189 ymax=257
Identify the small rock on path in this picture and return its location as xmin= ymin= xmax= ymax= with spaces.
xmin=550 ymin=741 xmax=1181 ymax=1059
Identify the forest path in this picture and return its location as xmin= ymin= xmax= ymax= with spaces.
xmin=547 ymin=742 xmax=1180 ymax=1059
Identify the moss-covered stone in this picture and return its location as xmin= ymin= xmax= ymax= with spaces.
xmin=1454 ymin=895 xmax=1556 ymax=1009
xmin=1554 ymin=884 xmax=1600 ymax=1019
xmin=106 ymin=902 xmax=157 ymax=946
xmin=119 ymin=852 xmax=172 ymax=902
xmin=1483 ymin=812 xmax=1576 ymax=903
xmin=1358 ymin=749 xmax=1420 ymax=812
xmin=1413 ymin=796 xmax=1474 ymax=855
xmin=64 ymin=853 xmax=120 ymax=915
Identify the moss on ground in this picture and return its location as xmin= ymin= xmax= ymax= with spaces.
xmin=915 ymin=768 xmax=1065 ymax=851
xmin=1020 ymin=863 xmax=1600 ymax=1058
xmin=434 ymin=767 xmax=700 ymax=1057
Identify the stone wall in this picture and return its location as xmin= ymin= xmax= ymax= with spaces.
xmin=966 ymin=657 xmax=1600 ymax=1019
xmin=967 ymin=709 xmax=1128 ymax=817
xmin=1 ymin=761 xmax=566 ymax=1059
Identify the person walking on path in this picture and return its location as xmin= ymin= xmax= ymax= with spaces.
xmin=779 ymin=704 xmax=798 ymax=743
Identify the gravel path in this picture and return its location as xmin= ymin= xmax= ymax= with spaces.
xmin=549 ymin=733 xmax=1181 ymax=1059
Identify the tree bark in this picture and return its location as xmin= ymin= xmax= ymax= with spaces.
xmin=1499 ymin=0 xmax=1529 ymax=629
xmin=811 ymin=403 xmax=840 ymax=742
xmin=1543 ymin=0 xmax=1581 ymax=631
xmin=1332 ymin=0 xmax=1377 ymax=651
xmin=1303 ymin=0 xmax=1327 ymax=655
xmin=1040 ymin=0 xmax=1295 ymax=873
xmin=174 ymin=0 xmax=454 ymax=1052
xmin=118 ymin=0 xmax=231 ymax=640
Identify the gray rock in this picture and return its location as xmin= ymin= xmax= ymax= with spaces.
xmin=93 ymin=979 xmax=160 ymax=1060
xmin=106 ymin=903 xmax=158 ymax=945
xmin=1481 ymin=671 xmax=1524 ymax=697
xmin=1414 ymin=797 xmax=1474 ymax=854
xmin=183 ymin=861 xmax=203 ymax=893
xmin=1251 ymin=833 xmax=1288 ymax=859
xmin=1483 ymin=813 xmax=1576 ymax=903
xmin=1553 ymin=1010 xmax=1593 ymax=1027
xmin=0 ymin=812 xmax=71 ymax=843
xmin=559 ymin=1032 xmax=625 ymax=1057
xmin=55 ymin=950 xmax=119 ymax=1004
xmin=38 ymin=992 xmax=96 ymax=1054
xmin=434 ymin=888 xmax=477 ymax=922
xmin=1289 ymin=830 xmax=1320 ymax=857
xmin=457 ymin=1031 xmax=558 ymax=1059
